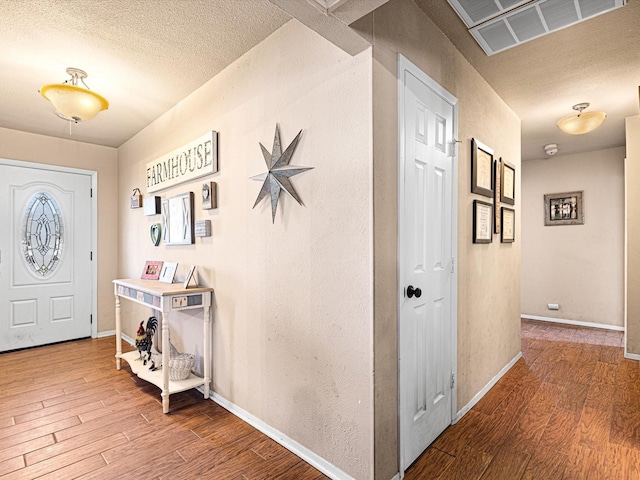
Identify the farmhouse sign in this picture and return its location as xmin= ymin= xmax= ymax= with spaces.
xmin=146 ymin=131 xmax=218 ymax=193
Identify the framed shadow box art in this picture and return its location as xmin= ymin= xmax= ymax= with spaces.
xmin=162 ymin=192 xmax=195 ymax=245
xmin=473 ymin=200 xmax=493 ymax=244
xmin=544 ymin=191 xmax=584 ymax=226
xmin=471 ymin=138 xmax=494 ymax=198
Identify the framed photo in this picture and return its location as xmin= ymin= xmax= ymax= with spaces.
xmin=159 ymin=262 xmax=178 ymax=283
xmin=471 ymin=138 xmax=494 ymax=197
xmin=202 ymin=182 xmax=217 ymax=210
xmin=501 ymin=207 xmax=515 ymax=243
xmin=473 ymin=200 xmax=493 ymax=244
xmin=544 ymin=191 xmax=584 ymax=226
xmin=184 ymin=265 xmax=197 ymax=288
xmin=162 ymin=192 xmax=195 ymax=245
xmin=494 ymin=158 xmax=501 ymax=234
xmin=141 ymin=261 xmax=163 ymax=280
xmin=500 ymin=161 xmax=515 ymax=205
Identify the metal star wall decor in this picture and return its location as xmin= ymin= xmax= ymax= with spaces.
xmin=251 ymin=124 xmax=313 ymax=223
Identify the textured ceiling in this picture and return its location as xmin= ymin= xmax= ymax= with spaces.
xmin=0 ymin=0 xmax=291 ymax=147
xmin=1 ymin=0 xmax=637 ymax=161
xmin=414 ymin=0 xmax=640 ymax=160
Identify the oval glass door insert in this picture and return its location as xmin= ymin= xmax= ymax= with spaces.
xmin=22 ymin=192 xmax=64 ymax=276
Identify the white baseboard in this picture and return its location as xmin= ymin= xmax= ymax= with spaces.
xmin=521 ymin=314 xmax=624 ymax=332
xmin=209 ymin=392 xmax=356 ymax=480
xmin=97 ymin=330 xmax=135 ymax=346
xmin=455 ymin=352 xmax=522 ymax=421
xmin=103 ymin=330 xmax=353 ymax=478
xmin=625 ymin=352 xmax=640 ymax=361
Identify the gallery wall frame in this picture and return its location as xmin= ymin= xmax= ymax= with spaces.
xmin=162 ymin=192 xmax=195 ymax=245
xmin=471 ymin=138 xmax=494 ymax=198
xmin=473 ymin=200 xmax=493 ymax=244
xmin=494 ymin=158 xmax=501 ymax=234
xmin=544 ymin=191 xmax=584 ymax=226
xmin=501 ymin=207 xmax=515 ymax=243
xmin=500 ymin=160 xmax=516 ymax=206
xmin=202 ymin=181 xmax=217 ymax=210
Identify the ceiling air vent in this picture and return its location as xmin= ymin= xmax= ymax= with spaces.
xmin=447 ymin=0 xmax=625 ymax=55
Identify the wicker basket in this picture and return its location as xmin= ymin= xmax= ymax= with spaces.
xmin=168 ymin=353 xmax=195 ymax=381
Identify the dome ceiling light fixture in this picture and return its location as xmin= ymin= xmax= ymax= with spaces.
xmin=40 ymin=67 xmax=108 ymax=123
xmin=557 ymin=102 xmax=606 ymax=135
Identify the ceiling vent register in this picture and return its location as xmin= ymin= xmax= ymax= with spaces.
xmin=447 ymin=0 xmax=626 ymax=55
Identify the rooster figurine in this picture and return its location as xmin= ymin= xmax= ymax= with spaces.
xmin=135 ymin=316 xmax=158 ymax=365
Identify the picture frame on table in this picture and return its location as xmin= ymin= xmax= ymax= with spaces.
xmin=471 ymin=138 xmax=494 ymax=198
xmin=159 ymin=262 xmax=178 ymax=283
xmin=501 ymin=207 xmax=515 ymax=243
xmin=184 ymin=265 xmax=197 ymax=288
xmin=141 ymin=261 xmax=163 ymax=280
xmin=473 ymin=200 xmax=493 ymax=244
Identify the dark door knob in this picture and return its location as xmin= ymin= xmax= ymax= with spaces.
xmin=407 ymin=285 xmax=422 ymax=298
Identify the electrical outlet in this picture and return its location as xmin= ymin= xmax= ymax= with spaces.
xmin=547 ymin=303 xmax=559 ymax=310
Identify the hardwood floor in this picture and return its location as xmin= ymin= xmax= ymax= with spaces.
xmin=0 ymin=337 xmax=328 ymax=479
xmin=1 ymin=319 xmax=636 ymax=479
xmin=406 ymin=319 xmax=635 ymax=480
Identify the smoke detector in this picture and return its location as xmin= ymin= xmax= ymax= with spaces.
xmin=544 ymin=143 xmax=558 ymax=156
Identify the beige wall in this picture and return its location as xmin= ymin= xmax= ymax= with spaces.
xmin=626 ymin=116 xmax=640 ymax=353
xmin=117 ymin=21 xmax=373 ymax=479
xmin=354 ymin=1 xmax=522 ymax=477
xmin=0 ymin=127 xmax=119 ymax=332
xmin=522 ymin=147 xmax=624 ymax=328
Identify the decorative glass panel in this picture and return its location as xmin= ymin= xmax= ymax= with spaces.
xmin=22 ymin=192 xmax=64 ymax=276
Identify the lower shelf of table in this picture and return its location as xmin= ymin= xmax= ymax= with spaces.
xmin=118 ymin=350 xmax=205 ymax=394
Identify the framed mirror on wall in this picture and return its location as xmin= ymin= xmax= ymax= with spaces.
xmin=161 ymin=192 xmax=195 ymax=245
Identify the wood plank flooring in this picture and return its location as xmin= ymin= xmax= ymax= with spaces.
xmin=0 ymin=337 xmax=328 ymax=479
xmin=406 ymin=319 xmax=634 ymax=480
xmin=1 ymin=319 xmax=636 ymax=479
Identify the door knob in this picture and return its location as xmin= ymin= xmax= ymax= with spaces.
xmin=407 ymin=285 xmax=422 ymax=298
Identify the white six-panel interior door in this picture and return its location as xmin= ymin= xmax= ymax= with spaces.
xmin=398 ymin=54 xmax=458 ymax=472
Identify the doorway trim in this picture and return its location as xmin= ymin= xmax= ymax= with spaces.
xmin=0 ymin=157 xmax=98 ymax=339
xmin=397 ymin=54 xmax=458 ymax=474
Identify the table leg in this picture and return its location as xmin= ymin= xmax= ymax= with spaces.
xmin=204 ymin=300 xmax=211 ymax=399
xmin=161 ymin=309 xmax=170 ymax=413
xmin=115 ymin=287 xmax=122 ymax=370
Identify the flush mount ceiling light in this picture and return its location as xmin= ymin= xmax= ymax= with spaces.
xmin=40 ymin=68 xmax=108 ymax=123
xmin=557 ymin=103 xmax=607 ymax=135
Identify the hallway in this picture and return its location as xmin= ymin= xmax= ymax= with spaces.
xmin=406 ymin=319 xmax=636 ymax=479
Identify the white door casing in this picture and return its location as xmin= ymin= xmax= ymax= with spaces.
xmin=0 ymin=162 xmax=95 ymax=351
xmin=398 ymin=55 xmax=458 ymax=471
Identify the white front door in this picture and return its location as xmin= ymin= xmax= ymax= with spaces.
xmin=398 ymin=55 xmax=457 ymax=470
xmin=0 ymin=163 xmax=93 ymax=351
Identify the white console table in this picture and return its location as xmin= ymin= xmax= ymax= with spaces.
xmin=113 ymin=278 xmax=213 ymax=413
